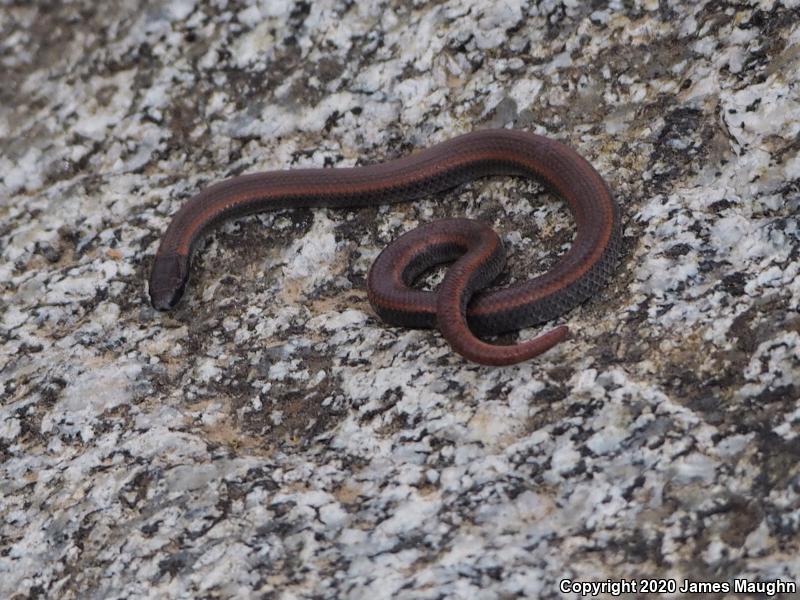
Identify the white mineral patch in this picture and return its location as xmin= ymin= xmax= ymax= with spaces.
xmin=548 ymin=436 xmax=581 ymax=476
xmin=671 ymin=452 xmax=718 ymax=484
xmin=0 ymin=417 xmax=21 ymax=441
xmin=165 ymin=0 xmax=197 ymax=22
xmin=40 ymin=360 xmax=144 ymax=441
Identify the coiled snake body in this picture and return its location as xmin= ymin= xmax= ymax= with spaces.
xmin=149 ymin=130 xmax=620 ymax=365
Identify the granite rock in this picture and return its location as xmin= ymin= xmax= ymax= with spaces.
xmin=1 ymin=0 xmax=799 ymax=598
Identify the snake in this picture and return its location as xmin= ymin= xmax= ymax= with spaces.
xmin=149 ymin=129 xmax=621 ymax=366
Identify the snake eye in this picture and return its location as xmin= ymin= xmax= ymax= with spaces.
xmin=150 ymin=282 xmax=182 ymax=310
xmin=151 ymin=282 xmax=184 ymax=310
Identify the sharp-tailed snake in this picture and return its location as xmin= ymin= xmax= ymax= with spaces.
xmin=149 ymin=129 xmax=621 ymax=366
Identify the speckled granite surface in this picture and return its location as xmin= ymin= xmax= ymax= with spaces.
xmin=2 ymin=1 xmax=800 ymax=598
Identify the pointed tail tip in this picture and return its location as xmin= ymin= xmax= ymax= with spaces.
xmin=475 ymin=324 xmax=570 ymax=366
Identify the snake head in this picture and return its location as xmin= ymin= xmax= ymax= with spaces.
xmin=149 ymin=253 xmax=189 ymax=310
